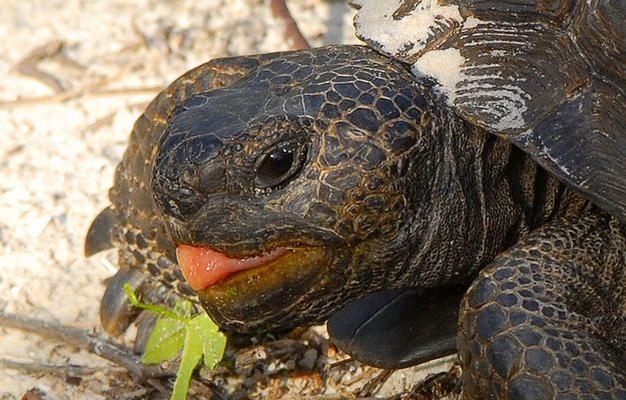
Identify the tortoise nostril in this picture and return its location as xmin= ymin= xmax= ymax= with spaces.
xmin=152 ymin=159 xmax=224 ymax=220
xmin=177 ymin=159 xmax=225 ymax=195
xmin=181 ymin=168 xmax=198 ymax=187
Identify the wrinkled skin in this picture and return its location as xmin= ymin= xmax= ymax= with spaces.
xmin=89 ymin=45 xmax=625 ymax=398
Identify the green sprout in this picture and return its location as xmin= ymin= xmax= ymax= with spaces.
xmin=124 ymin=284 xmax=227 ymax=400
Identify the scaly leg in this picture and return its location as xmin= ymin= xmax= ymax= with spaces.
xmin=459 ymin=211 xmax=625 ymax=399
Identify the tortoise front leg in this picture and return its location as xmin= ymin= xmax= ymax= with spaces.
xmin=459 ymin=212 xmax=625 ymax=399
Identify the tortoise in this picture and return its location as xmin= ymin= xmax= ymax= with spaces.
xmin=85 ymin=0 xmax=626 ymax=398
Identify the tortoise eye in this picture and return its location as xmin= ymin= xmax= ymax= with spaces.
xmin=255 ymin=141 xmax=306 ymax=190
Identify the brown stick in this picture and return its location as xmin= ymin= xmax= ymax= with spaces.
xmin=0 ymin=86 xmax=162 ymax=109
xmin=269 ymin=0 xmax=311 ymax=50
xmin=0 ymin=310 xmax=175 ymax=382
xmin=0 ymin=357 xmax=113 ymax=377
xmin=13 ymin=41 xmax=66 ymax=93
xmin=410 ymin=363 xmax=462 ymax=399
xmin=21 ymin=387 xmax=56 ymax=400
xmin=356 ymin=369 xmax=395 ymax=397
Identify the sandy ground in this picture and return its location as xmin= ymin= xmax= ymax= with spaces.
xmin=0 ymin=1 xmax=456 ymax=398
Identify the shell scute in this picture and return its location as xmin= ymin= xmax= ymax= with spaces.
xmin=353 ymin=0 xmax=626 ymax=219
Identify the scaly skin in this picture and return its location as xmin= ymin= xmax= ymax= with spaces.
xmin=91 ymin=45 xmax=625 ymax=398
xmin=460 ymin=213 xmax=625 ymax=399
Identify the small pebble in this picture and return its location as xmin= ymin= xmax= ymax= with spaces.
xmin=298 ymin=348 xmax=318 ymax=370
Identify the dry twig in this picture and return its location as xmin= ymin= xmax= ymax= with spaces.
xmin=269 ymin=0 xmax=311 ymax=50
xmin=20 ymin=387 xmax=55 ymax=400
xmin=357 ymin=369 xmax=395 ymax=397
xmin=408 ymin=364 xmax=462 ymax=399
xmin=0 ymin=85 xmax=162 ymax=109
xmin=0 ymin=310 xmax=174 ymax=382
xmin=0 ymin=357 xmax=113 ymax=378
xmin=13 ymin=40 xmax=86 ymax=93
xmin=13 ymin=41 xmax=67 ymax=93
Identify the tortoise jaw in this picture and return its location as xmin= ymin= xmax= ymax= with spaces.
xmin=194 ymin=246 xmax=331 ymax=332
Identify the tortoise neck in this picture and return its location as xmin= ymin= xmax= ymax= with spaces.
xmin=405 ymin=116 xmax=586 ymax=287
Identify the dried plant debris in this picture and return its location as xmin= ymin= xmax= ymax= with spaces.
xmin=2 ymin=305 xmax=458 ymax=399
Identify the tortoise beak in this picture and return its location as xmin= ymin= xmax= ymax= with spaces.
xmin=187 ymin=245 xmax=332 ymax=331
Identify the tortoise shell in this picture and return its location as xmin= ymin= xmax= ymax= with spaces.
xmin=351 ymin=0 xmax=626 ymax=220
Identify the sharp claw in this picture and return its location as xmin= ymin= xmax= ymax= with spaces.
xmin=100 ymin=267 xmax=147 ymax=336
xmin=133 ymin=311 xmax=158 ymax=355
xmin=85 ymin=206 xmax=116 ymax=257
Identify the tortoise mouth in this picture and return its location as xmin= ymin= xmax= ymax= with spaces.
xmin=175 ymin=243 xmax=332 ymax=330
xmin=176 ymin=244 xmax=293 ymax=291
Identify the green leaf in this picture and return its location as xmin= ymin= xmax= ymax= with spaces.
xmin=141 ymin=317 xmax=186 ymax=364
xmin=173 ymin=299 xmax=193 ymax=320
xmin=171 ymin=326 xmax=203 ymax=400
xmin=124 ymin=283 xmax=227 ymax=400
xmin=188 ymin=313 xmax=226 ymax=369
xmin=123 ymin=284 xmax=179 ymax=320
xmin=124 ymin=283 xmax=140 ymax=304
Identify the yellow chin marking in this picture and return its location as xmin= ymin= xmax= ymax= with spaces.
xmin=198 ymin=247 xmax=329 ymax=310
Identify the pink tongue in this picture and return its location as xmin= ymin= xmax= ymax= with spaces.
xmin=176 ymin=244 xmax=289 ymax=291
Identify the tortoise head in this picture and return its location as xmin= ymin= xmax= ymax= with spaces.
xmin=151 ymin=45 xmax=448 ymax=333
